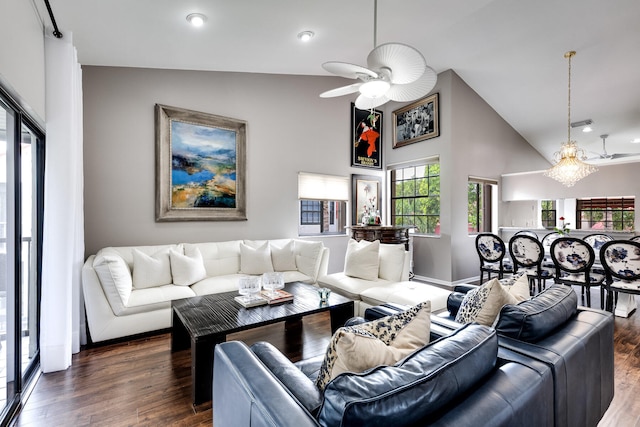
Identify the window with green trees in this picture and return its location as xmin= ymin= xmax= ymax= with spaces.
xmin=390 ymin=162 xmax=440 ymax=234
xmin=541 ymin=200 xmax=556 ymax=228
xmin=576 ymin=197 xmax=634 ymax=231
xmin=468 ymin=178 xmax=495 ymax=234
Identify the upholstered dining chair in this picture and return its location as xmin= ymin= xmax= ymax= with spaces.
xmin=630 ymin=235 xmax=640 ymax=243
xmin=541 ymin=231 xmax=562 ymax=268
xmin=475 ymin=233 xmax=513 ymax=283
xmin=508 ymin=234 xmax=553 ymax=295
xmin=599 ymin=240 xmax=640 ymax=314
xmin=550 ymin=237 xmax=605 ymax=308
xmin=514 ymin=230 xmax=539 ymax=239
xmin=583 ymin=233 xmax=614 ymax=252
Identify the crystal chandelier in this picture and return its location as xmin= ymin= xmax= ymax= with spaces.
xmin=544 ymin=51 xmax=597 ymax=187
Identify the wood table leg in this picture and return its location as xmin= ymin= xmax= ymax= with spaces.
xmin=192 ymin=333 xmax=225 ymax=405
xmin=329 ymin=301 xmax=355 ymax=333
xmin=171 ymin=308 xmax=190 ymax=352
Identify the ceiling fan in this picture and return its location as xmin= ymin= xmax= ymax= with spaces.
xmin=587 ymin=134 xmax=639 ymax=161
xmin=319 ymin=0 xmax=437 ymax=110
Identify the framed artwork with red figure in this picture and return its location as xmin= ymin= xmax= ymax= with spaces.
xmin=351 ymin=103 xmax=383 ymax=169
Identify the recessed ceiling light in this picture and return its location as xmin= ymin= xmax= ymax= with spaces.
xmin=631 ymin=138 xmax=640 ymax=144
xmin=297 ymin=31 xmax=315 ymax=42
xmin=186 ymin=13 xmax=207 ymax=27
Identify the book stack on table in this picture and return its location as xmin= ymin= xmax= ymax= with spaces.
xmin=260 ymin=289 xmax=294 ymax=305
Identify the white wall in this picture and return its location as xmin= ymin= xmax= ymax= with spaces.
xmin=0 ymin=0 xmax=46 ymax=123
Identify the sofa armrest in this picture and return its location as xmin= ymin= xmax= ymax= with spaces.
xmin=213 ymin=341 xmax=320 ymax=427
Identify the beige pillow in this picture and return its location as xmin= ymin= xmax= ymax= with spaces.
xmin=503 ymin=272 xmax=531 ymax=302
xmin=169 ymin=247 xmax=207 ymax=286
xmin=132 ymin=248 xmax=172 ymax=289
xmin=271 ymin=241 xmax=297 ymax=271
xmin=239 ymin=242 xmax=274 ymax=275
xmin=456 ymin=278 xmax=515 ymax=326
xmin=378 ymin=244 xmax=406 ymax=281
xmin=294 ymin=240 xmax=324 ymax=278
xmin=316 ymin=301 xmax=431 ymax=391
xmin=344 ymin=239 xmax=380 ymax=281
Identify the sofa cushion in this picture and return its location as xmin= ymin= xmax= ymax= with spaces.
xmin=360 ymin=282 xmax=451 ymax=313
xmin=317 ymin=323 xmax=497 ymax=427
xmin=455 ymin=278 xmax=517 ymax=326
xmin=92 ymin=254 xmax=132 ymax=314
xmin=344 ymin=239 xmax=380 ymax=281
xmin=239 ymin=242 xmax=274 ymax=275
xmin=191 ymin=241 xmax=241 ymax=276
xmin=495 ymin=284 xmax=578 ymax=342
xmin=315 ymin=302 xmax=431 ymax=391
xmin=169 ymin=247 xmax=207 ymax=286
xmin=132 ymin=248 xmax=173 ymax=289
xmin=294 ymin=240 xmax=324 ymax=279
xmin=271 ymin=240 xmax=297 ymax=271
xmin=378 ymin=244 xmax=406 ymax=281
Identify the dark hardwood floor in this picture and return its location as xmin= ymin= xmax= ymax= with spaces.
xmin=12 ymin=290 xmax=640 ymax=426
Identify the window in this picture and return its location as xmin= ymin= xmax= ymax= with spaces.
xmin=576 ymin=197 xmax=634 ymax=231
xmin=297 ymin=173 xmax=348 ymax=236
xmin=390 ymin=161 xmax=440 ymax=234
xmin=468 ymin=177 xmax=496 ymax=234
xmin=541 ymin=200 xmax=557 ymax=228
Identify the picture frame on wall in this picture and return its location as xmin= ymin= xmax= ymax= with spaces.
xmin=351 ymin=103 xmax=383 ymax=169
xmin=155 ymin=104 xmax=247 ymax=221
xmin=351 ymin=174 xmax=382 ymax=225
xmin=392 ymin=93 xmax=439 ymax=148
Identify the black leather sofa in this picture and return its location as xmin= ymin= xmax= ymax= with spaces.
xmin=212 ymin=284 xmax=613 ymax=427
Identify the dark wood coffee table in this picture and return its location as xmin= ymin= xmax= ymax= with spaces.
xmin=171 ymin=281 xmax=354 ymax=405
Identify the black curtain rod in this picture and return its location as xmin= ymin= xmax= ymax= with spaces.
xmin=43 ymin=0 xmax=63 ymax=38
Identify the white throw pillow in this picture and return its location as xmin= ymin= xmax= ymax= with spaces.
xmin=93 ymin=254 xmax=132 ymax=313
xmin=169 ymin=247 xmax=207 ymax=286
xmin=239 ymin=242 xmax=274 ymax=275
xmin=344 ymin=239 xmax=380 ymax=281
xmin=503 ymin=272 xmax=531 ymax=302
xmin=378 ymin=244 xmax=406 ymax=281
xmin=294 ymin=240 xmax=324 ymax=278
xmin=132 ymin=248 xmax=173 ymax=289
xmin=271 ymin=241 xmax=297 ymax=271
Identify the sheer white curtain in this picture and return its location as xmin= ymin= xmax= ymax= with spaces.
xmin=41 ymin=31 xmax=85 ymax=372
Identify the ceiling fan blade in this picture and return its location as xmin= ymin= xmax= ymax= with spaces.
xmin=367 ymin=43 xmax=427 ymax=85
xmin=385 ymin=67 xmax=437 ymax=102
xmin=320 ymin=83 xmax=363 ymax=98
xmin=322 ymin=62 xmax=378 ymax=79
xmin=355 ymin=94 xmax=389 ymax=110
xmin=611 ymin=153 xmax=640 ymax=160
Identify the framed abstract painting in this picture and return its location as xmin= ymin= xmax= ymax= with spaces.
xmin=155 ymin=104 xmax=247 ymax=221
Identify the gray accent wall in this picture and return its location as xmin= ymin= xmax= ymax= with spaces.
xmin=83 ymin=66 xmax=550 ymax=284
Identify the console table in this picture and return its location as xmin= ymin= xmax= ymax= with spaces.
xmin=349 ymin=225 xmax=411 ymax=250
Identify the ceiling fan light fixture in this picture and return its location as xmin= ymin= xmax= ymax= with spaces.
xmin=631 ymin=138 xmax=640 ymax=144
xmin=544 ymin=51 xmax=597 ymax=187
xmin=359 ymin=79 xmax=391 ymax=98
xmin=186 ymin=13 xmax=207 ymax=27
xmin=582 ymin=126 xmax=593 ymax=133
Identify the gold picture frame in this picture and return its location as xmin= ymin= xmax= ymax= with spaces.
xmin=392 ymin=93 xmax=439 ymax=148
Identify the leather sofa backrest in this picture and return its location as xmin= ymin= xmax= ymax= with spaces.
xmin=318 ymin=324 xmax=497 ymax=427
xmin=495 ymin=284 xmax=577 ymax=342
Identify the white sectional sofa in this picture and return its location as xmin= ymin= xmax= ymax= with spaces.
xmin=82 ymin=239 xmax=329 ymax=343
xmin=318 ymin=239 xmax=451 ymax=316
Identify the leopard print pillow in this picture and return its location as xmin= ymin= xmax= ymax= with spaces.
xmin=315 ymin=302 xmax=430 ymax=391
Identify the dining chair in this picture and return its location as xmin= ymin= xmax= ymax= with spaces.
xmin=599 ymin=240 xmax=640 ymax=314
xmin=550 ymin=237 xmax=605 ymax=308
xmin=583 ymin=233 xmax=614 ymax=252
xmin=475 ymin=233 xmax=513 ymax=283
xmin=630 ymin=235 xmax=640 ymax=243
xmin=508 ymin=234 xmax=553 ymax=295
xmin=514 ymin=230 xmax=539 ymax=240
xmin=541 ymin=231 xmax=561 ymax=268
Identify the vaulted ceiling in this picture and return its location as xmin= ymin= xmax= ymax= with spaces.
xmin=43 ymin=0 xmax=640 ymax=165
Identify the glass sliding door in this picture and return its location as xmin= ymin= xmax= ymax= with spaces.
xmin=0 ymin=92 xmax=43 ymax=425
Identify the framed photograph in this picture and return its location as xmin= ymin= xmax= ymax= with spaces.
xmin=392 ymin=93 xmax=439 ymax=148
xmin=351 ymin=174 xmax=382 ymax=225
xmin=155 ymin=104 xmax=247 ymax=221
xmin=351 ymin=103 xmax=383 ymax=169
